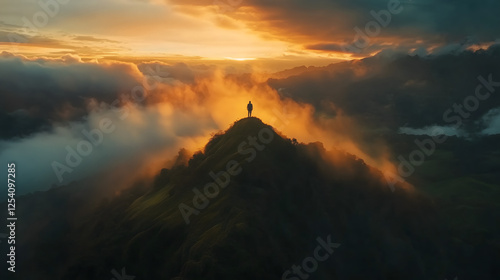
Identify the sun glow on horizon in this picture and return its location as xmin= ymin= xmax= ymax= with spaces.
xmin=224 ymin=57 xmax=256 ymax=61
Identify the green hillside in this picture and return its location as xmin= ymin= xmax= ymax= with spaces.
xmin=2 ymin=118 xmax=497 ymax=280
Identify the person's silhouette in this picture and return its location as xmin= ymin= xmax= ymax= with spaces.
xmin=247 ymin=101 xmax=253 ymax=117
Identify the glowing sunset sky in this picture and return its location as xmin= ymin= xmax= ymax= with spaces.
xmin=1 ymin=0 xmax=499 ymax=70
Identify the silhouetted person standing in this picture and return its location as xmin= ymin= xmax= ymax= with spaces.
xmin=247 ymin=101 xmax=253 ymax=117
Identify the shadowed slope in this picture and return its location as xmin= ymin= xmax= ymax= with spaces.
xmin=4 ymin=117 xmax=450 ymax=280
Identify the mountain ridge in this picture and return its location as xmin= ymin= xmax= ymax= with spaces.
xmin=2 ymin=117 xmax=450 ymax=280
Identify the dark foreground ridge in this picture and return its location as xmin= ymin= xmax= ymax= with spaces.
xmin=0 ymin=118 xmax=494 ymax=280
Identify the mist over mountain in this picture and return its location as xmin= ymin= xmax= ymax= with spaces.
xmin=0 ymin=45 xmax=499 ymax=280
xmin=268 ymin=44 xmax=500 ymax=133
xmin=0 ymin=118 xmax=438 ymax=279
xmin=2 ymin=45 xmax=500 ymax=142
xmin=1 ymin=0 xmax=500 ymax=278
xmin=1 ymin=118 xmax=498 ymax=280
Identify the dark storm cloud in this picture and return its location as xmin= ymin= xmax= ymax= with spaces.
xmin=0 ymin=54 xmax=227 ymax=139
xmin=268 ymin=44 xmax=500 ymax=131
xmin=173 ymin=0 xmax=500 ymax=53
xmin=0 ymin=52 xmax=142 ymax=139
xmin=0 ymin=55 xmax=223 ymax=199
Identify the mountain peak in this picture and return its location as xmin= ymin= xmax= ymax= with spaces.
xmin=6 ymin=115 xmax=444 ymax=280
xmin=203 ymin=117 xmax=287 ymax=159
xmin=225 ymin=117 xmax=270 ymax=135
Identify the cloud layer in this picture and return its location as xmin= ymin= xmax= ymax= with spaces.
xmin=2 ymin=44 xmax=500 ymax=199
xmin=0 ymin=53 xmax=397 ymax=199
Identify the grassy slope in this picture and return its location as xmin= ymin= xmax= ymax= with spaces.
xmin=387 ymin=134 xmax=500 ymax=279
xmin=2 ymin=118 xmax=497 ymax=280
xmin=54 ymin=118 xmax=450 ymax=280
